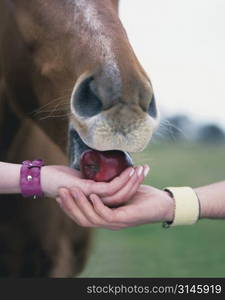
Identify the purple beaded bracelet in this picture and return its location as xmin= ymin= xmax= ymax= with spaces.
xmin=20 ymin=159 xmax=44 ymax=198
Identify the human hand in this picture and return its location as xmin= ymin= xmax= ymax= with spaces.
xmin=56 ymin=185 xmax=174 ymax=230
xmin=41 ymin=164 xmax=149 ymax=206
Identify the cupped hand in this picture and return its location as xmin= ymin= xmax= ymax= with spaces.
xmin=56 ymin=185 xmax=174 ymax=230
xmin=41 ymin=164 xmax=150 ymax=206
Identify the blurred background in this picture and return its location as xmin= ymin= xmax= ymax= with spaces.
xmin=80 ymin=0 xmax=225 ymax=277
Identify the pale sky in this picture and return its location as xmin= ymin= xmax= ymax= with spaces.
xmin=120 ymin=0 xmax=225 ymax=129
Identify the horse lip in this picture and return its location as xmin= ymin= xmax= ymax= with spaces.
xmin=68 ymin=125 xmax=130 ymax=171
xmin=68 ymin=125 xmax=92 ymax=170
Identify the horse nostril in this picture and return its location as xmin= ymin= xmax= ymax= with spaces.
xmin=73 ymin=76 xmax=103 ymax=118
xmin=148 ymin=94 xmax=157 ymax=118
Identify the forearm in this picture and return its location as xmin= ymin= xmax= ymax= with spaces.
xmin=195 ymin=181 xmax=225 ymax=219
xmin=0 ymin=162 xmax=21 ymax=194
xmin=0 ymin=162 xmax=50 ymax=196
xmin=0 ymin=162 xmax=84 ymax=198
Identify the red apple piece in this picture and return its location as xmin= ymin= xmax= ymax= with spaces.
xmin=80 ymin=150 xmax=133 ymax=182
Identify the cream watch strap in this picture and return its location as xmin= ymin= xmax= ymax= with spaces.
xmin=163 ymin=187 xmax=200 ymax=227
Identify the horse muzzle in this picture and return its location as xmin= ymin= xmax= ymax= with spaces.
xmin=69 ymin=72 xmax=160 ymax=170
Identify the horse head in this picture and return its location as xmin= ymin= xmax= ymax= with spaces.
xmin=12 ymin=0 xmax=159 ymax=168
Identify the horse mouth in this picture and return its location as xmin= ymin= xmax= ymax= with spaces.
xmin=69 ymin=126 xmax=91 ymax=170
xmin=69 ymin=125 xmax=130 ymax=171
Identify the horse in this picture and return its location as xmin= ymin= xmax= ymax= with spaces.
xmin=0 ymin=0 xmax=159 ymax=277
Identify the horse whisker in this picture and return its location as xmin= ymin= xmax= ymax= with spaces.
xmin=31 ymin=93 xmax=71 ymax=116
xmin=38 ymin=112 xmax=73 ymax=121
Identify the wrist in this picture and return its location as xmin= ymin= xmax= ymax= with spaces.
xmin=194 ymin=188 xmax=207 ymax=219
xmin=40 ymin=165 xmax=53 ymax=198
xmin=162 ymin=190 xmax=175 ymax=222
xmin=40 ymin=165 xmax=83 ymax=198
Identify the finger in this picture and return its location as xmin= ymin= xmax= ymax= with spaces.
xmin=57 ymin=190 xmax=78 ymax=220
xmin=122 ymin=165 xmax=150 ymax=201
xmin=102 ymin=167 xmax=143 ymax=205
xmin=143 ymin=164 xmax=150 ymax=178
xmin=58 ymin=188 xmax=92 ymax=227
xmin=89 ymin=194 xmax=126 ymax=225
xmin=90 ymin=167 xmax=135 ymax=196
xmin=102 ymin=165 xmax=150 ymax=206
xmin=58 ymin=189 xmax=87 ymax=224
xmin=71 ymin=188 xmax=108 ymax=227
xmin=59 ymin=192 xmax=122 ymax=230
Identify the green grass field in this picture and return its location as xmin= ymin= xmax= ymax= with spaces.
xmin=80 ymin=142 xmax=225 ymax=277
